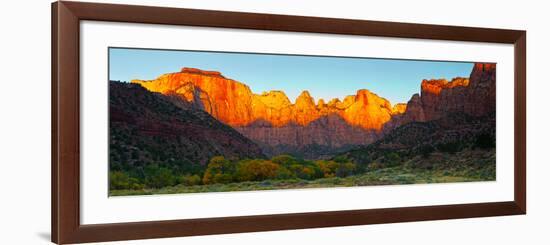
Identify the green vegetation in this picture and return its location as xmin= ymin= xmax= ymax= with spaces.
xmin=109 ymin=171 xmax=144 ymax=190
xmin=202 ymin=156 xmax=235 ymax=184
xmin=108 ymin=81 xmax=266 ymax=190
xmin=109 ymin=111 xmax=496 ymax=196
xmin=109 ymin=148 xmax=495 ymax=196
xmin=144 ymin=164 xmax=177 ymax=188
xmin=110 ymin=154 xmax=358 ymax=193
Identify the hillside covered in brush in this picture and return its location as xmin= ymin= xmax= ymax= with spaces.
xmin=333 ymin=111 xmax=495 ymax=172
xmin=109 ymin=81 xmax=265 ymax=177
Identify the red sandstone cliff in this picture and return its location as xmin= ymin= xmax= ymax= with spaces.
xmin=385 ymin=63 xmax=496 ymax=132
xmin=132 ymin=63 xmax=495 ymax=157
xmin=133 ymin=67 xmax=256 ymax=127
xmin=132 ymin=67 xmax=401 ymax=131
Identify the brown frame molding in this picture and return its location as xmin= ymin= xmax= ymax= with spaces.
xmin=52 ymin=1 xmax=526 ymax=244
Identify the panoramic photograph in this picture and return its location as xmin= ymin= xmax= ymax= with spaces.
xmin=108 ymin=48 xmax=496 ymax=196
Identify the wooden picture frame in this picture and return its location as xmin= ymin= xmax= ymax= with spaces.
xmin=51 ymin=1 xmax=526 ymax=244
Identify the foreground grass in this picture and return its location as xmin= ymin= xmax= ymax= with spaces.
xmin=110 ymin=153 xmax=495 ymax=196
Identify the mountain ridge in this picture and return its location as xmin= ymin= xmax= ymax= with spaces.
xmin=132 ymin=67 xmax=404 ymax=130
xmin=384 ymin=63 xmax=496 ymax=132
xmin=131 ymin=63 xmax=495 ymax=158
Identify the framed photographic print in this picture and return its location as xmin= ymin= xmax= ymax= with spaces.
xmin=52 ymin=1 xmax=526 ymax=244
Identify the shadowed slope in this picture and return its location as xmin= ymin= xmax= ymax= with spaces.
xmin=109 ymin=81 xmax=265 ymax=172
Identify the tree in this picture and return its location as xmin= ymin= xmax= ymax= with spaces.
xmin=333 ymin=155 xmax=349 ymax=163
xmin=235 ymin=159 xmax=280 ymax=182
xmin=315 ymin=160 xmax=339 ymax=178
xmin=203 ymin=156 xmax=235 ymax=184
xmin=288 ymin=165 xmax=313 ymax=180
xmin=271 ymin=155 xmax=298 ymax=167
xmin=144 ymin=164 xmax=176 ymax=188
xmin=335 ymin=162 xmax=357 ymax=177
xmin=109 ymin=171 xmax=144 ymax=190
xmin=384 ymin=152 xmax=401 ymax=166
xmin=369 ymin=162 xmax=383 ymax=170
xmin=178 ymin=174 xmax=202 ymax=186
xmin=275 ymin=166 xmax=294 ymax=179
xmin=109 ymin=171 xmax=131 ymax=190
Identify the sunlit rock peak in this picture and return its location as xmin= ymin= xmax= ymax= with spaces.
xmin=133 ymin=67 xmax=408 ymax=131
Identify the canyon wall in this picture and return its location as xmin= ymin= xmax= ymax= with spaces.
xmin=133 ymin=68 xmax=404 ymax=156
xmin=132 ymin=67 xmax=403 ymax=131
xmin=132 ymin=63 xmax=495 ymax=158
xmin=385 ymin=63 xmax=496 ymax=132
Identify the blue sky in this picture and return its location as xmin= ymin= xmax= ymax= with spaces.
xmin=109 ymin=48 xmax=474 ymax=104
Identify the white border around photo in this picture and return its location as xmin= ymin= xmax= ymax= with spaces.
xmin=80 ymin=20 xmax=514 ymax=225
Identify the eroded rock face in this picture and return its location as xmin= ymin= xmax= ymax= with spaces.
xmin=235 ymin=114 xmax=380 ymax=158
xmin=293 ymin=91 xmax=320 ymax=126
xmin=384 ymin=63 xmax=496 ymax=132
xmin=421 ymin=64 xmax=495 ymax=120
xmin=404 ymin=93 xmax=427 ymax=122
xmin=420 ymin=77 xmax=471 ymax=121
xmin=250 ymin=91 xmax=294 ymax=127
xmin=392 ymin=103 xmax=407 ymax=115
xmin=466 ymin=63 xmax=497 ymax=117
xmin=133 ymin=69 xmax=256 ymax=127
xmin=340 ymin=89 xmax=393 ymax=130
xmin=132 ymin=67 xmax=399 ymax=131
xmin=131 ymin=63 xmax=495 ymax=158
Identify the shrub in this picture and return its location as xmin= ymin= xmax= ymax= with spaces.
xmin=369 ymin=162 xmax=383 ymax=170
xmin=144 ymin=164 xmax=176 ymax=188
xmin=109 ymin=171 xmax=130 ymax=190
xmin=235 ymin=159 xmax=280 ymax=182
xmin=275 ymin=166 xmax=295 ymax=179
xmin=384 ymin=152 xmax=401 ymax=166
xmin=109 ymin=171 xmax=144 ymax=190
xmin=300 ymin=166 xmax=315 ymax=180
xmin=315 ymin=160 xmax=340 ymax=178
xmin=210 ymin=173 xmax=234 ymax=184
xmin=272 ymin=155 xmax=324 ymax=180
xmin=271 ymin=155 xmax=298 ymax=167
xmin=203 ymin=156 xmax=235 ymax=184
xmin=333 ymin=155 xmax=349 ymax=163
xmin=335 ymin=162 xmax=357 ymax=177
xmin=178 ymin=174 xmax=202 ymax=186
xmin=128 ymin=179 xmax=144 ymax=190
xmin=290 ymin=165 xmax=321 ymax=180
